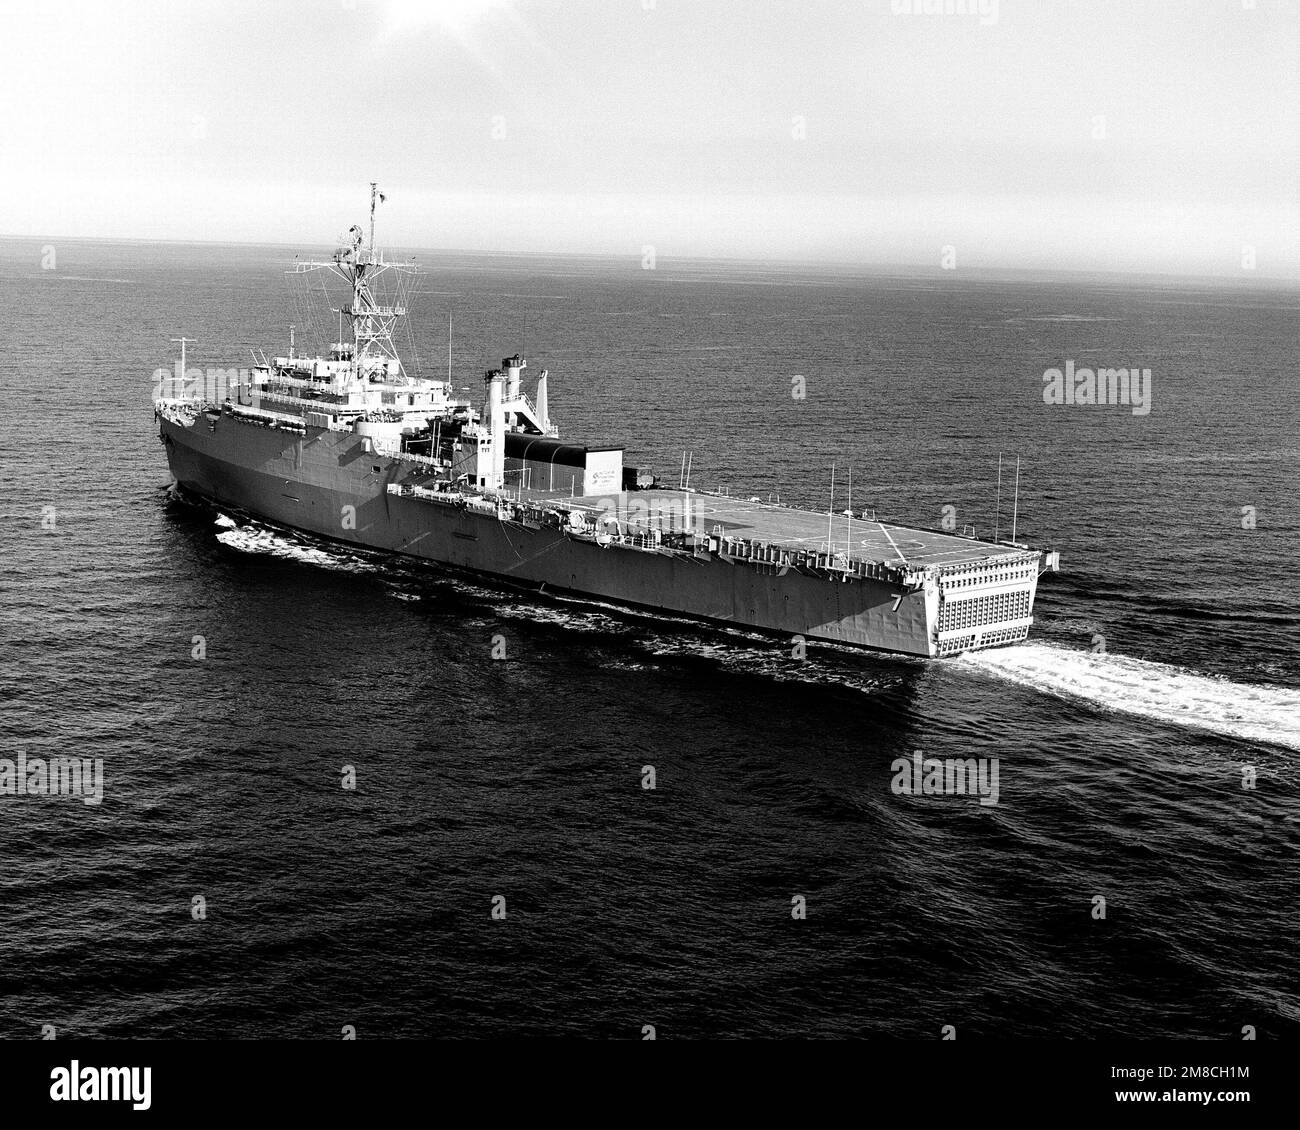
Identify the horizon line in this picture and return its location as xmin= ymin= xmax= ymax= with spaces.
xmin=2 ymin=231 xmax=1298 ymax=288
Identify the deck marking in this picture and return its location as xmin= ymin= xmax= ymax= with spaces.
xmin=878 ymin=522 xmax=908 ymax=564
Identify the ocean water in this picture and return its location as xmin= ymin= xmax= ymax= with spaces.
xmin=1 ymin=237 xmax=1297 ymax=1039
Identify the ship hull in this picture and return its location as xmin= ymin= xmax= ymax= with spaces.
xmin=160 ymin=413 xmax=1038 ymax=658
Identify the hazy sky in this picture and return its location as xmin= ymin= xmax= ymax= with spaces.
xmin=2 ymin=0 xmax=1297 ymax=275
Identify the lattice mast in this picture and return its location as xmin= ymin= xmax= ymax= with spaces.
xmin=289 ymin=182 xmax=416 ymax=381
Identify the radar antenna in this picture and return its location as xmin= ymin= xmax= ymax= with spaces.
xmin=289 ymin=184 xmax=415 ymax=383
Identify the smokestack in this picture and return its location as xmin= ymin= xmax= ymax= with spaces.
xmin=536 ymin=369 xmax=549 ymax=434
xmin=503 ymin=354 xmax=525 ymax=402
xmin=486 ymin=370 xmax=505 ymax=490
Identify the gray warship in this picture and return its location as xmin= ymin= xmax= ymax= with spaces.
xmin=155 ymin=186 xmax=1059 ymax=658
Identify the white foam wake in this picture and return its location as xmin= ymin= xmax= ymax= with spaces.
xmin=959 ymin=642 xmax=1300 ymax=751
xmin=214 ymin=525 xmax=378 ymax=573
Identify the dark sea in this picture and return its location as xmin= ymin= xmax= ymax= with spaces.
xmin=1 ymin=238 xmax=1297 ymax=1039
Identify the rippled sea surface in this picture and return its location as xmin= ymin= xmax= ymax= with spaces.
xmin=1 ymin=238 xmax=1297 ymax=1038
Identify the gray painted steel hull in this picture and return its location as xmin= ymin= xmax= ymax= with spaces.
xmin=160 ymin=413 xmax=955 ymax=656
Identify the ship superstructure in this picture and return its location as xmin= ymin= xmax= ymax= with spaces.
xmin=155 ymin=187 xmax=1059 ymax=658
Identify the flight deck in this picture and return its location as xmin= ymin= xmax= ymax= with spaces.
xmin=520 ymin=487 xmax=1031 ymax=571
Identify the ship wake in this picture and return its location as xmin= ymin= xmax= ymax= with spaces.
xmin=214 ymin=522 xmax=383 ymax=574
xmin=960 ymin=642 xmax=1300 ymax=751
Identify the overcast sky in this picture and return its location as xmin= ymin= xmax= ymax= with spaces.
xmin=2 ymin=0 xmax=1296 ymax=275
